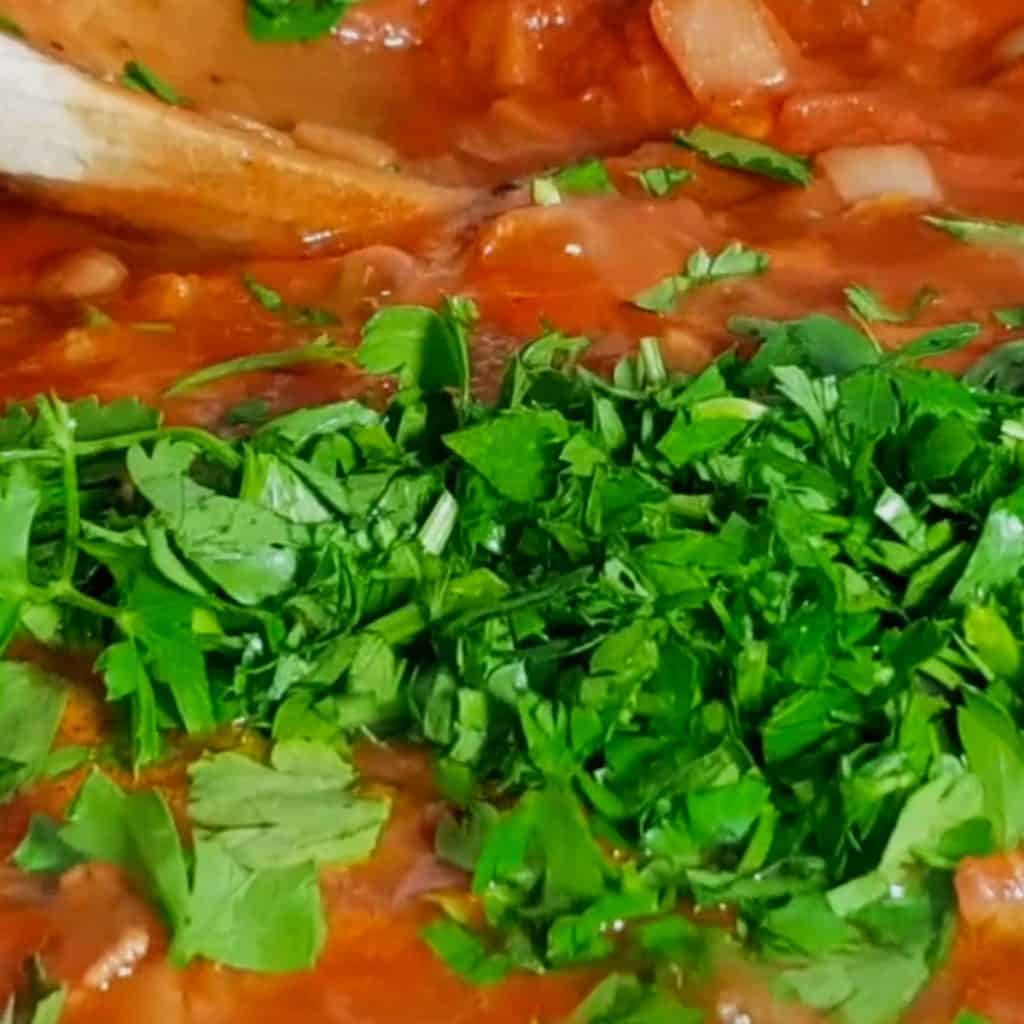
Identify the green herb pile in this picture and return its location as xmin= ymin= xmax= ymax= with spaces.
xmin=2 ymin=297 xmax=1022 ymax=1023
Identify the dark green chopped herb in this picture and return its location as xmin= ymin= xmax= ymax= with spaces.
xmin=845 ymin=285 xmax=939 ymax=324
xmin=569 ymin=974 xmax=702 ymax=1023
xmin=4 ymin=301 xmax=1024 ymax=1016
xmin=532 ymin=158 xmax=618 ymax=206
xmin=1 ymin=959 xmax=65 ymax=1024
xmin=246 ymin=0 xmax=358 ymax=42
xmin=964 ymin=341 xmax=1024 ymax=393
xmin=676 ymin=125 xmax=812 ymax=186
xmin=995 ymin=307 xmax=1024 ymax=329
xmin=225 ymin=397 xmax=273 ymax=427
xmin=81 ymin=304 xmax=114 ymax=329
xmin=0 ymin=13 xmax=23 ymax=36
xmin=27 ymin=990 xmax=64 ymax=1024
xmin=358 ymin=296 xmax=475 ymax=400
xmin=121 ymin=61 xmax=185 ymax=106
xmin=164 ymin=337 xmax=353 ymax=397
xmin=879 ymin=323 xmax=980 ymax=368
xmin=0 ymin=664 xmax=68 ymax=802
xmin=422 ymin=919 xmax=513 ymax=985
xmin=632 ymin=242 xmax=769 ymax=313
xmin=629 ymin=166 xmax=694 ymax=198
xmin=243 ymin=273 xmax=339 ymax=327
xmin=924 ymin=214 xmax=1024 ymax=248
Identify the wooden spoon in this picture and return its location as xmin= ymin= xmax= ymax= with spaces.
xmin=0 ymin=34 xmax=473 ymax=250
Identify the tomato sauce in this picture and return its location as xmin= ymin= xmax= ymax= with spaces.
xmin=3 ymin=0 xmax=1024 ymax=1020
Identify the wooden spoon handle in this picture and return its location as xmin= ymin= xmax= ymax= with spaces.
xmin=0 ymin=34 xmax=472 ymax=250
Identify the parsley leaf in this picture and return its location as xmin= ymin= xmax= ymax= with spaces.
xmin=995 ymin=307 xmax=1024 ymax=329
xmin=845 ymin=285 xmax=938 ymax=324
xmin=247 ymin=0 xmax=358 ymax=42
xmin=924 ymin=214 xmax=1024 ymax=248
xmin=531 ymin=159 xmax=618 ymax=206
xmin=359 ymin=297 xmax=476 ymax=399
xmin=676 ymin=125 xmax=812 ymax=186
xmin=121 ymin=61 xmax=185 ymax=106
xmin=0 ymin=664 xmax=68 ymax=802
xmin=422 ymin=919 xmax=512 ymax=985
xmin=964 ymin=341 xmax=1024 ymax=393
xmin=630 ymin=166 xmax=693 ymax=198
xmin=0 ymin=14 xmax=23 ymax=37
xmin=444 ymin=409 xmax=570 ymax=502
xmin=180 ymin=836 xmax=326 ymax=972
xmin=16 ymin=743 xmax=384 ymax=974
xmin=2 ymin=961 xmax=66 ymax=1024
xmin=187 ymin=740 xmax=389 ymax=869
xmin=570 ymin=974 xmax=703 ymax=1023
xmin=958 ymin=694 xmax=1024 ymax=850
xmin=632 ymin=242 xmax=769 ymax=313
xmin=243 ymin=273 xmax=339 ymax=327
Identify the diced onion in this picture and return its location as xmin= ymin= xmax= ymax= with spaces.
xmin=650 ymin=0 xmax=794 ymax=102
xmin=819 ymin=145 xmax=942 ymax=204
xmin=37 ymin=248 xmax=128 ymax=301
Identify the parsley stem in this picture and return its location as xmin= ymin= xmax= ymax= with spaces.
xmin=0 ymin=450 xmax=61 ymax=465
xmin=366 ymin=603 xmax=427 ymax=646
xmin=419 ymin=491 xmax=458 ymax=556
xmin=639 ymin=336 xmax=668 ymax=387
xmin=74 ymin=427 xmax=242 ymax=469
xmin=46 ymin=581 xmax=122 ymax=623
xmin=36 ymin=398 xmax=82 ymax=584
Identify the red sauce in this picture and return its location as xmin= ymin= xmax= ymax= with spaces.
xmin=2 ymin=1 xmax=1024 ymax=1020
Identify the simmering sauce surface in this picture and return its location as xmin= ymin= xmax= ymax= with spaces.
xmin=4 ymin=1 xmax=1024 ymax=1021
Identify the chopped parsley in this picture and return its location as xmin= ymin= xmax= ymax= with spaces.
xmin=995 ymin=307 xmax=1024 ymax=329
xmin=845 ymin=284 xmax=939 ymax=324
xmin=531 ymin=159 xmax=618 ymax=207
xmin=121 ymin=61 xmax=185 ymax=106
xmin=247 ymin=0 xmax=360 ymax=43
xmin=1 ymin=959 xmax=65 ymax=1024
xmin=924 ymin=214 xmax=1024 ymax=248
xmin=3 ymin=300 xmax=1024 ymax=1018
xmin=243 ymin=273 xmax=340 ymax=327
xmin=225 ymin=396 xmax=273 ymax=427
xmin=0 ymin=665 xmax=68 ymax=802
xmin=0 ymin=13 xmax=23 ymax=37
xmin=164 ymin=337 xmax=353 ymax=397
xmin=569 ymin=974 xmax=702 ymax=1023
xmin=632 ymin=242 xmax=769 ymax=313
xmin=629 ymin=166 xmax=693 ymax=198
xmin=964 ymin=340 xmax=1024 ymax=394
xmin=675 ymin=124 xmax=812 ymax=187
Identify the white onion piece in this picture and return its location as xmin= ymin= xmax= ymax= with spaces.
xmin=38 ymin=248 xmax=128 ymax=300
xmin=996 ymin=23 xmax=1024 ymax=64
xmin=650 ymin=0 xmax=794 ymax=102
xmin=819 ymin=145 xmax=942 ymax=204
